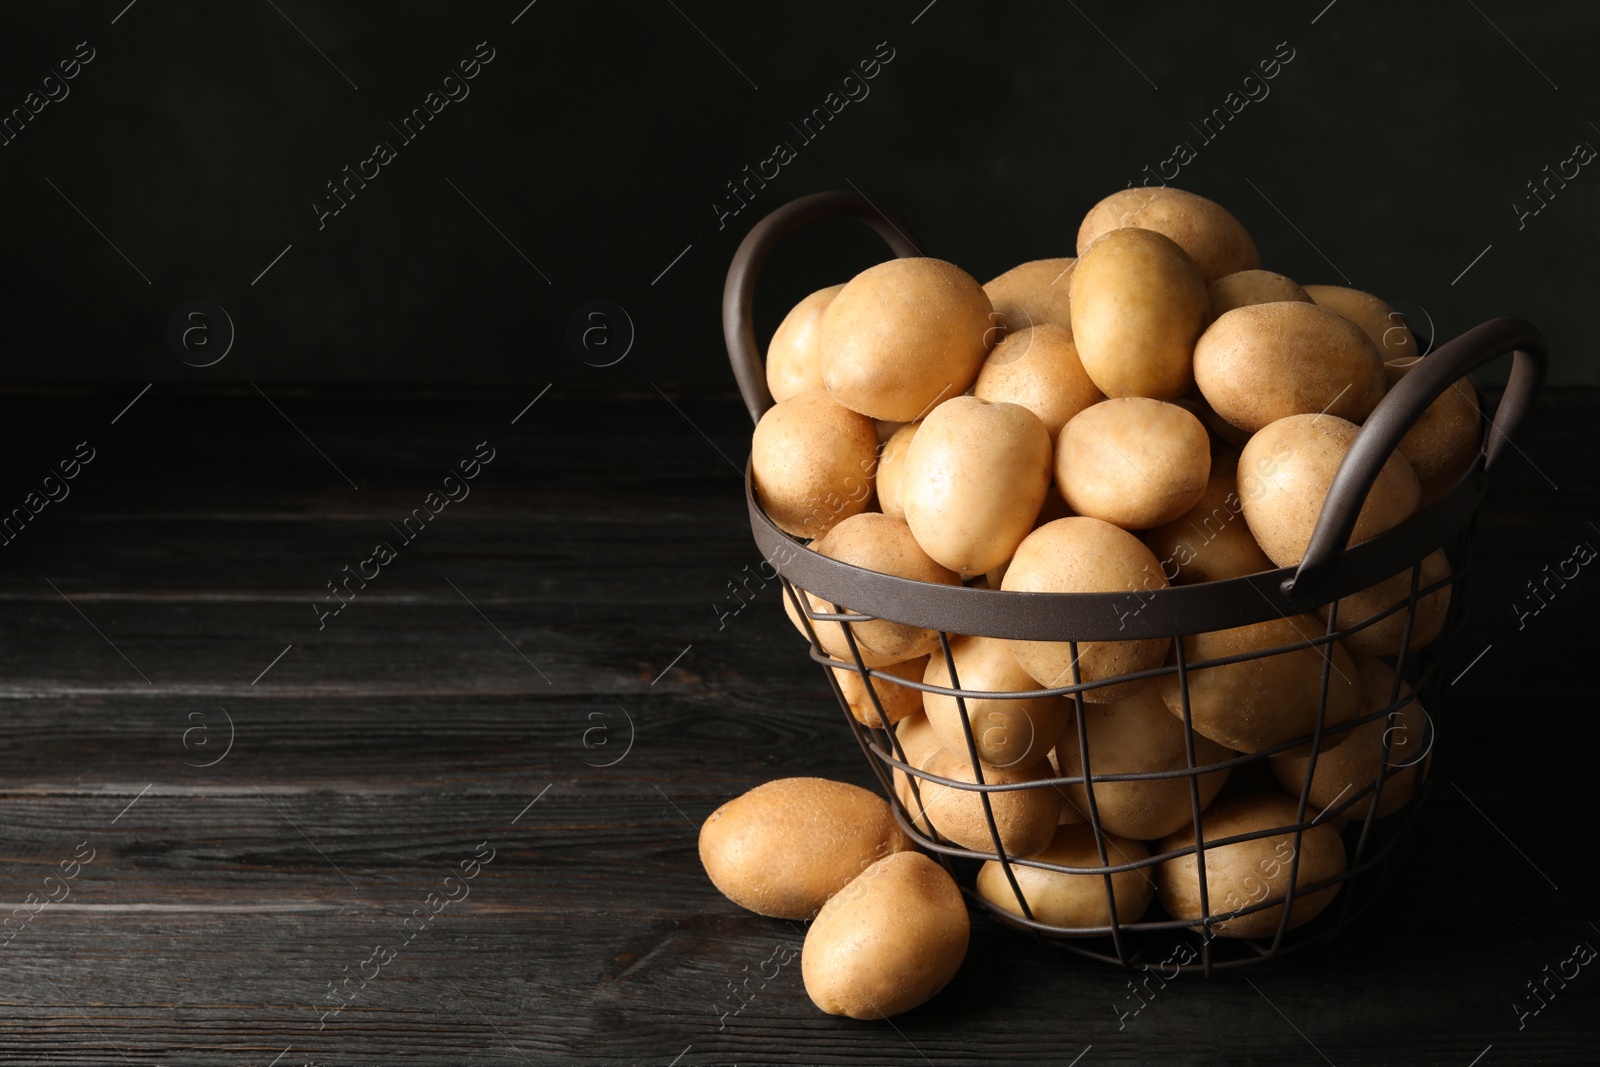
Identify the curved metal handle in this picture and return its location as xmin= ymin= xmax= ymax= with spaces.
xmin=1285 ymin=315 xmax=1548 ymax=597
xmin=722 ymin=190 xmax=924 ymax=426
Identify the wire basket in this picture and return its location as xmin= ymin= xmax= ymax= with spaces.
xmin=723 ymin=190 xmax=1547 ymax=974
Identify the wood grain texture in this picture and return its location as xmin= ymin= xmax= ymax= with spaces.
xmin=0 ymin=386 xmax=1595 ymax=1065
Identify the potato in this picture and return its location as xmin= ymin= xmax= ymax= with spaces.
xmin=1318 ymin=548 xmax=1452 ymax=656
xmin=891 ymin=709 xmax=943 ymax=769
xmin=923 ymin=636 xmax=1068 ymax=769
xmin=1143 ymin=451 xmax=1273 ymax=584
xmin=1078 ymin=186 xmax=1259 ymax=283
xmin=699 ymin=777 xmax=914 ymax=920
xmin=903 ymin=396 xmax=1053 ymax=578
xmin=906 ymin=747 xmax=1062 ymax=857
xmin=802 ymin=851 xmax=969 ymax=1019
xmin=1272 ymin=656 xmax=1429 ymax=822
xmin=1054 ymin=683 xmax=1233 ymax=840
xmin=1002 ymin=517 xmax=1171 ymax=703
xmin=1209 ymin=269 xmax=1311 ymax=318
xmin=975 ymin=824 xmax=1154 ymax=928
xmin=1056 ymin=398 xmax=1211 ymax=529
xmin=1069 ymin=227 xmax=1209 ymax=400
xmin=784 ymin=513 xmax=960 ymax=666
xmin=1194 ymin=302 xmax=1387 ymax=433
xmin=1304 ymin=284 xmax=1422 ymax=385
xmin=984 ymin=257 xmax=1076 ymax=333
xmin=834 ymin=656 xmax=929 ymax=729
xmin=974 ymin=324 xmax=1104 ymax=438
xmin=1238 ymin=414 xmax=1421 ymax=568
xmin=751 ymin=390 xmax=878 ymax=539
xmin=876 ymin=421 xmax=920 ymax=521
xmin=1160 ymin=614 xmax=1360 ymax=755
xmin=819 ymin=258 xmax=994 ymax=422
xmin=1156 ymin=794 xmax=1346 ymax=938
xmin=1399 ymin=380 xmax=1482 ymax=506
xmin=767 ymin=284 xmax=844 ymax=403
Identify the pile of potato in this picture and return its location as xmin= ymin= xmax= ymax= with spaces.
xmin=708 ymin=185 xmax=1463 ymax=1019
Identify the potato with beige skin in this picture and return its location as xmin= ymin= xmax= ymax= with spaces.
xmin=783 ymin=513 xmax=960 ymax=666
xmin=819 ymin=258 xmax=994 ymax=422
xmin=834 ymin=656 xmax=929 ymax=729
xmin=1056 ymin=398 xmax=1211 ymax=529
xmin=1157 ymin=794 xmax=1346 ymax=938
xmin=1160 ymin=614 xmax=1361 ymax=755
xmin=1143 ymin=452 xmax=1274 ymax=584
xmin=1318 ymin=548 xmax=1452 ymax=656
xmin=766 ymin=284 xmax=844 ymax=403
xmin=1078 ymin=186 xmax=1259 ymax=283
xmin=699 ymin=777 xmax=914 ymax=920
xmin=1054 ymin=683 xmax=1234 ymax=840
xmin=984 ymin=257 xmax=1076 ymax=333
xmin=1239 ymin=414 xmax=1421 ymax=568
xmin=875 ymin=421 xmax=919 ymax=521
xmin=1195 ymin=302 xmax=1388 ymax=433
xmin=903 ymin=396 xmax=1053 ymax=578
xmin=1304 ymin=284 xmax=1422 ymax=385
xmin=1399 ymin=380 xmax=1482 ymax=505
xmin=903 ymin=747 xmax=1063 ymax=857
xmin=923 ymin=636 xmax=1068 ymax=769
xmin=974 ymin=324 xmax=1104 ymax=438
xmin=1070 ymin=228 xmax=1209 ymax=400
xmin=1272 ymin=656 xmax=1431 ymax=822
xmin=976 ymin=824 xmax=1154 ymax=928
xmin=1208 ymin=269 xmax=1311 ymax=318
xmin=1001 ymin=517 xmax=1171 ymax=703
xmin=751 ymin=390 xmax=878 ymax=539
xmin=803 ymin=851 xmax=969 ymax=1020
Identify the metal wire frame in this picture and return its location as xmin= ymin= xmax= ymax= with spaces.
xmin=722 ymin=190 xmax=1548 ymax=976
xmin=786 ymin=533 xmax=1467 ymax=974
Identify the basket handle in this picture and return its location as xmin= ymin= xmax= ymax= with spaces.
xmin=722 ymin=190 xmax=924 ymax=426
xmin=1284 ymin=315 xmax=1548 ymax=597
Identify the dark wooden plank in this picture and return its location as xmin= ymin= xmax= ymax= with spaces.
xmin=0 ymin=387 xmax=1595 ymax=1064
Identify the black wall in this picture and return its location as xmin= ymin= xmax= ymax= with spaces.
xmin=2 ymin=1 xmax=1595 ymax=385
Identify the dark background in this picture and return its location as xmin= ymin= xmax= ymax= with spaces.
xmin=0 ymin=0 xmax=1594 ymax=386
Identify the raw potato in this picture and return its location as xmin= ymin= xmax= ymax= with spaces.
xmin=1157 ymin=794 xmax=1347 ymax=938
xmin=751 ymin=390 xmax=878 ymax=539
xmin=974 ymin=324 xmax=1104 ymax=438
xmin=1002 ymin=517 xmax=1171 ymax=703
xmin=1238 ymin=414 xmax=1421 ymax=568
xmin=1399 ymin=380 xmax=1482 ymax=505
xmin=699 ymin=777 xmax=914 ymax=920
xmin=1272 ymin=656 xmax=1430 ymax=822
xmin=784 ymin=513 xmax=960 ymax=666
xmin=1209 ymin=269 xmax=1311 ymax=318
xmin=1159 ymin=614 xmax=1361 ymax=754
xmin=1078 ymin=186 xmax=1259 ymax=283
xmin=834 ymin=656 xmax=929 ymax=729
xmin=903 ymin=396 xmax=1053 ymax=578
xmin=819 ymin=258 xmax=994 ymax=422
xmin=984 ymin=257 xmax=1076 ymax=332
xmin=905 ymin=747 xmax=1062 ymax=857
xmin=1193 ymin=302 xmax=1387 ymax=433
xmin=1318 ymin=548 xmax=1452 ymax=656
xmin=892 ymin=710 xmax=943 ymax=769
xmin=923 ymin=636 xmax=1068 ymax=769
xmin=876 ymin=421 xmax=920 ymax=521
xmin=802 ymin=851 xmax=969 ymax=1019
xmin=767 ymin=285 xmax=844 ymax=403
xmin=1056 ymin=398 xmax=1211 ymax=529
xmin=975 ymin=824 xmax=1154 ymax=928
xmin=1070 ymin=227 xmax=1209 ymax=400
xmin=1143 ymin=452 xmax=1273 ymax=584
xmin=1304 ymin=284 xmax=1421 ymax=385
xmin=1054 ymin=683 xmax=1234 ymax=840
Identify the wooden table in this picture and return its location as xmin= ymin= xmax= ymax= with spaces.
xmin=1 ymin=385 xmax=1594 ymax=1065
